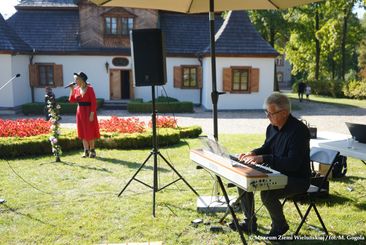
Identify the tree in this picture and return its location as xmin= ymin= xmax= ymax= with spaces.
xmin=248 ymin=10 xmax=288 ymax=90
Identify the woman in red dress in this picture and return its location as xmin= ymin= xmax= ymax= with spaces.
xmin=68 ymin=72 xmax=100 ymax=158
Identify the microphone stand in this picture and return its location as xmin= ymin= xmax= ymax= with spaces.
xmin=0 ymin=74 xmax=20 ymax=91
xmin=0 ymin=74 xmax=20 ymax=205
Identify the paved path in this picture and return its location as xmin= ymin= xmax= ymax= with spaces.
xmin=2 ymin=97 xmax=365 ymax=136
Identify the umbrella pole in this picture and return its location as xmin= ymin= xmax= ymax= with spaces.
xmin=209 ymin=1 xmax=246 ymax=244
xmin=209 ymin=0 xmax=219 ymax=141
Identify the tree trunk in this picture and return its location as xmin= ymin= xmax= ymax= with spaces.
xmin=315 ymin=9 xmax=320 ymax=81
xmin=341 ymin=7 xmax=350 ymax=80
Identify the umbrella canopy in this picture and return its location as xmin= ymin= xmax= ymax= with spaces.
xmin=91 ymin=0 xmax=323 ymax=12
xmin=90 ymin=0 xmax=324 ymax=140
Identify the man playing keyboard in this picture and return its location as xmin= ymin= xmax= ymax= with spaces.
xmin=232 ymin=93 xmax=311 ymax=237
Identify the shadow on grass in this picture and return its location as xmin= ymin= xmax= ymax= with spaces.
xmin=331 ymin=175 xmax=366 ymax=184
xmin=40 ymin=160 xmax=112 ymax=173
xmin=97 ymin=156 xmax=170 ymax=173
xmin=3 ymin=204 xmax=56 ymax=227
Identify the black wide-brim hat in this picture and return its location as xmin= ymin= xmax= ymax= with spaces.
xmin=74 ymin=72 xmax=88 ymax=82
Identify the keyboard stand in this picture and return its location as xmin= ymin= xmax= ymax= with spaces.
xmin=216 ymin=176 xmax=247 ymax=245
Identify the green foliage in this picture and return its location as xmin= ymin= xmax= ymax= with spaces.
xmin=342 ymin=79 xmax=366 ymax=99
xmin=292 ymin=80 xmax=346 ymax=97
xmin=153 ymin=96 xmax=179 ymax=103
xmin=178 ymin=125 xmax=202 ymax=138
xmin=284 ymin=0 xmax=362 ymax=80
xmin=128 ymin=100 xmax=194 ymax=113
xmin=22 ymin=98 xmax=104 ymax=115
xmin=0 ymin=127 xmax=201 ymax=159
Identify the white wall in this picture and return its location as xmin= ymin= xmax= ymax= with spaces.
xmin=12 ymin=55 xmax=32 ymax=107
xmin=134 ymin=57 xmax=201 ymax=103
xmin=2 ymin=54 xmax=275 ymax=110
xmin=31 ymin=55 xmax=119 ymax=102
xmin=201 ymin=57 xmax=275 ymax=110
xmin=0 ymin=54 xmax=13 ymax=107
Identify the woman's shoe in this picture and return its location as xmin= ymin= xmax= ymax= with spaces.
xmin=82 ymin=150 xmax=89 ymax=158
xmin=89 ymin=149 xmax=96 ymax=158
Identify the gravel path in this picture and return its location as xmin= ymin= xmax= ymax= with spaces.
xmin=3 ymin=97 xmax=365 ymax=136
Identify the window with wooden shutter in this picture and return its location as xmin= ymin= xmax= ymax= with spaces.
xmin=174 ymin=65 xmax=202 ymax=89
xmin=29 ymin=63 xmax=64 ymax=87
xmin=29 ymin=64 xmax=39 ymax=87
xmin=223 ymin=67 xmax=260 ymax=93
xmin=197 ymin=66 xmax=203 ymax=88
xmin=223 ymin=68 xmax=232 ymax=92
xmin=53 ymin=64 xmax=64 ymax=87
xmin=251 ymin=68 xmax=260 ymax=92
xmin=174 ymin=66 xmax=182 ymax=88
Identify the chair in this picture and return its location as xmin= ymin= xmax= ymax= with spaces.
xmin=282 ymin=147 xmax=340 ymax=235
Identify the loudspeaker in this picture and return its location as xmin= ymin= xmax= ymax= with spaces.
xmin=131 ymin=28 xmax=166 ymax=87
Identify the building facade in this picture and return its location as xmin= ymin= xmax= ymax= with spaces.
xmin=0 ymin=0 xmax=278 ymax=112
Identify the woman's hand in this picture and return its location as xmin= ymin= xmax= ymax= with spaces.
xmin=89 ymin=112 xmax=94 ymax=122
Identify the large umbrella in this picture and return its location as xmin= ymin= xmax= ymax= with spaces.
xmin=91 ymin=0 xmax=323 ymax=140
xmin=90 ymin=1 xmax=324 ymax=243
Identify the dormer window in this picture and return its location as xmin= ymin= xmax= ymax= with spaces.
xmin=104 ymin=16 xmax=134 ymax=36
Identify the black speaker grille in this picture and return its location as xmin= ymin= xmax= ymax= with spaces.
xmin=131 ymin=29 xmax=166 ymax=87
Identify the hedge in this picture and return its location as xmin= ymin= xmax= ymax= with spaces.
xmin=128 ymin=101 xmax=194 ymax=113
xmin=22 ymin=98 xmax=104 ymax=115
xmin=0 ymin=126 xmax=201 ymax=159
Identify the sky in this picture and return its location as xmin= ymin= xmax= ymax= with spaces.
xmin=0 ymin=1 xmax=365 ymax=19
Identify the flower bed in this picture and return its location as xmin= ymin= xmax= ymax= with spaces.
xmin=99 ymin=116 xmax=146 ymax=134
xmin=0 ymin=118 xmax=51 ymax=137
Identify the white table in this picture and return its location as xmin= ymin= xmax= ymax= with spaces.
xmin=311 ymin=131 xmax=366 ymax=163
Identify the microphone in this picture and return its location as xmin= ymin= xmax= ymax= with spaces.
xmin=64 ymin=82 xmax=76 ymax=89
xmin=0 ymin=74 xmax=21 ymax=91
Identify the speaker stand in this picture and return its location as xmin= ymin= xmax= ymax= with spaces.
xmin=118 ymin=85 xmax=200 ymax=217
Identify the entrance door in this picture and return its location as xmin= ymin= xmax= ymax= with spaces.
xmin=121 ymin=70 xmax=130 ymax=99
xmin=110 ymin=69 xmax=132 ymax=100
xmin=110 ymin=69 xmax=121 ymax=100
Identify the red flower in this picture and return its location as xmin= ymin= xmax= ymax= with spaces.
xmin=99 ymin=116 xmax=146 ymax=134
xmin=0 ymin=118 xmax=51 ymax=137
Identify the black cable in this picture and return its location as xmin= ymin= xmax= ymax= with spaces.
xmin=5 ymin=158 xmax=53 ymax=195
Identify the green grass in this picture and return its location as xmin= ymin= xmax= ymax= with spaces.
xmin=1 ymin=135 xmax=365 ymax=244
xmin=286 ymin=92 xmax=366 ymax=109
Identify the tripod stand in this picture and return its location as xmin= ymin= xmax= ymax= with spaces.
xmin=118 ymin=85 xmax=200 ymax=217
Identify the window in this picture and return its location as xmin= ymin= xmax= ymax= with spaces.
xmin=183 ymin=67 xmax=198 ymax=88
xmin=174 ymin=66 xmax=202 ymax=89
xmin=39 ymin=64 xmax=54 ymax=86
xmin=232 ymin=69 xmax=249 ymax=91
xmin=29 ymin=63 xmax=63 ymax=87
xmin=104 ymin=16 xmax=134 ymax=36
xmin=277 ymin=72 xmax=283 ymax=82
xmin=276 ymin=56 xmax=284 ymax=66
xmin=223 ymin=66 xmax=259 ymax=93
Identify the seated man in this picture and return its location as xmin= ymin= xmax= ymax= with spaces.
xmin=234 ymin=93 xmax=311 ymax=236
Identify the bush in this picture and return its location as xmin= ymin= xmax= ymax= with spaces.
xmin=128 ymin=101 xmax=194 ymax=113
xmin=22 ymin=98 xmax=104 ymax=115
xmin=178 ymin=126 xmax=202 ymax=138
xmin=0 ymin=126 xmax=201 ymax=159
xmin=342 ymin=80 xmax=366 ymax=99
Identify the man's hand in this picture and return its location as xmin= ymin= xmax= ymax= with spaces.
xmin=239 ymin=152 xmax=264 ymax=164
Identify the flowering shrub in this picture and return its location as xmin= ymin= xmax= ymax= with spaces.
xmin=99 ymin=116 xmax=146 ymax=134
xmin=46 ymin=95 xmax=62 ymax=162
xmin=0 ymin=118 xmax=51 ymax=137
xmin=148 ymin=116 xmax=177 ymax=128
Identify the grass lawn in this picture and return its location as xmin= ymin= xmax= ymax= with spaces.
xmin=1 ymin=135 xmax=365 ymax=244
xmin=285 ymin=92 xmax=366 ymax=109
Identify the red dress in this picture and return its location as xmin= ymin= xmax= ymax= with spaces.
xmin=69 ymin=85 xmax=100 ymax=140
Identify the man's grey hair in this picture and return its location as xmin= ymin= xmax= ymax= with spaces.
xmin=264 ymin=93 xmax=291 ymax=112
